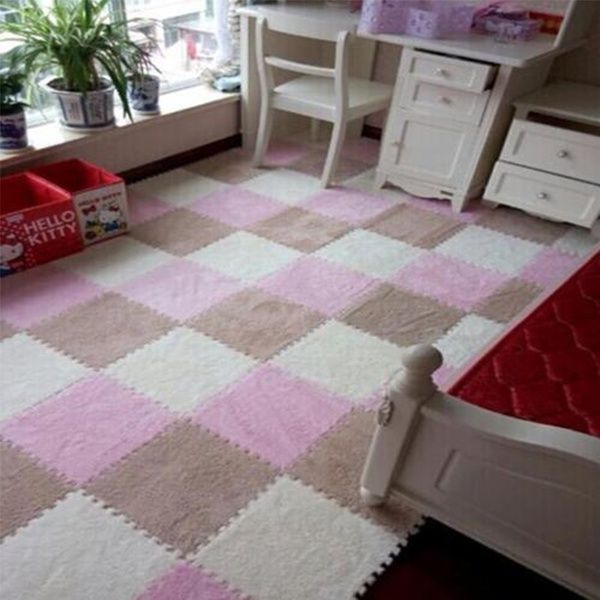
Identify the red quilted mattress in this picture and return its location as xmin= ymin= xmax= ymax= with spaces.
xmin=450 ymin=250 xmax=600 ymax=438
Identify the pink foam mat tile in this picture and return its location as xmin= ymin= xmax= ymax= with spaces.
xmin=118 ymin=260 xmax=243 ymax=321
xmin=300 ymin=188 xmax=395 ymax=225
xmin=189 ymin=187 xmax=287 ymax=228
xmin=263 ymin=139 xmax=312 ymax=167
xmin=0 ymin=265 xmax=103 ymax=329
xmin=0 ymin=375 xmax=175 ymax=484
xmin=260 ymin=255 xmax=377 ymax=316
xmin=404 ymin=194 xmax=482 ymax=223
xmin=194 ymin=364 xmax=351 ymax=469
xmin=137 ymin=563 xmax=243 ymax=600
xmin=391 ymin=253 xmax=508 ymax=311
xmin=519 ymin=248 xmax=581 ymax=289
xmin=127 ymin=191 xmax=175 ymax=226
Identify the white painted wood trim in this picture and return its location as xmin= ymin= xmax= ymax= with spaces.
xmin=360 ymin=344 xmax=600 ymax=599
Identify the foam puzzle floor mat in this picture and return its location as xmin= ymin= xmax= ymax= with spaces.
xmin=1 ymin=133 xmax=597 ymax=599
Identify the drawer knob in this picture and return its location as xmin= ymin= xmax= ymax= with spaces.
xmin=435 ymin=68 xmax=447 ymax=77
xmin=439 ymin=96 xmax=451 ymax=104
xmin=557 ymin=150 xmax=568 ymax=158
xmin=537 ymin=192 xmax=549 ymax=200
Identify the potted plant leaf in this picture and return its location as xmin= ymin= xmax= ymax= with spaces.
xmin=0 ymin=68 xmax=29 ymax=152
xmin=1 ymin=0 xmax=154 ymax=131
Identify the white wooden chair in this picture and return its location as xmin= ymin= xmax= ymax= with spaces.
xmin=252 ymin=16 xmax=393 ymax=188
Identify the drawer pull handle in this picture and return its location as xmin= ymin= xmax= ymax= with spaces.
xmin=435 ymin=68 xmax=447 ymax=77
xmin=557 ymin=150 xmax=568 ymax=158
xmin=537 ymin=192 xmax=549 ymax=200
xmin=440 ymin=96 xmax=451 ymax=104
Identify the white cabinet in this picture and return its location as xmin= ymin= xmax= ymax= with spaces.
xmin=376 ymin=48 xmax=552 ymax=212
xmin=500 ymin=119 xmax=600 ymax=185
xmin=487 ymin=162 xmax=600 ymax=228
xmin=405 ymin=51 xmax=496 ymax=93
xmin=382 ymin=111 xmax=477 ymax=187
xmin=484 ymin=81 xmax=600 ymax=229
xmin=399 ymin=78 xmax=490 ymax=125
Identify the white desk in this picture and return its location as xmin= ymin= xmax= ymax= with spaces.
xmin=239 ymin=2 xmax=594 ymax=209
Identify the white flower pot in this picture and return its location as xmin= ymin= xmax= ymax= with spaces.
xmin=42 ymin=77 xmax=115 ymax=131
xmin=0 ymin=107 xmax=28 ymax=152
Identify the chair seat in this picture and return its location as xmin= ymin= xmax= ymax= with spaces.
xmin=273 ymin=76 xmax=393 ymax=120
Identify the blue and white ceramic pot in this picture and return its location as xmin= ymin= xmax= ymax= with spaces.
xmin=127 ymin=75 xmax=160 ymax=115
xmin=42 ymin=77 xmax=115 ymax=131
xmin=0 ymin=107 xmax=28 ymax=152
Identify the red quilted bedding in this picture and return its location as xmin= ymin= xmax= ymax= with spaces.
xmin=450 ymin=250 xmax=600 ymax=438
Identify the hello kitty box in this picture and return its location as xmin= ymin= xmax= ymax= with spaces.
xmin=0 ymin=173 xmax=84 ymax=277
xmin=31 ymin=159 xmax=129 ymax=246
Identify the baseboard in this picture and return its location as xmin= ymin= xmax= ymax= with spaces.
xmin=119 ymin=133 xmax=242 ymax=184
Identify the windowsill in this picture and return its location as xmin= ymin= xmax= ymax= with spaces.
xmin=0 ymin=84 xmax=239 ymax=170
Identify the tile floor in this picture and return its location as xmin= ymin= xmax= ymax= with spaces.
xmin=1 ymin=133 xmax=597 ymax=600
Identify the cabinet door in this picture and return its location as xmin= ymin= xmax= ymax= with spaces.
xmin=382 ymin=110 xmax=477 ymax=188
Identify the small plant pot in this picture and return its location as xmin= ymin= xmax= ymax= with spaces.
xmin=0 ymin=107 xmax=28 ymax=152
xmin=127 ymin=75 xmax=160 ymax=115
xmin=42 ymin=77 xmax=115 ymax=131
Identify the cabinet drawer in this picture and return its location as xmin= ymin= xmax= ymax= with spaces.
xmin=485 ymin=162 xmax=600 ymax=228
xmin=407 ymin=50 xmax=496 ymax=93
xmin=501 ymin=119 xmax=600 ymax=185
xmin=399 ymin=76 xmax=490 ymax=125
xmin=382 ymin=110 xmax=477 ymax=187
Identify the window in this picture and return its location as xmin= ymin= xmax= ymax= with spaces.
xmin=1 ymin=0 xmax=218 ymax=124
xmin=117 ymin=0 xmax=217 ymax=91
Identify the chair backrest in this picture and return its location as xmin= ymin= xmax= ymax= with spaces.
xmin=255 ymin=16 xmax=350 ymax=115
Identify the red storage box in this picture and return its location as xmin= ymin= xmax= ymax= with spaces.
xmin=0 ymin=173 xmax=84 ymax=277
xmin=31 ymin=159 xmax=128 ymax=245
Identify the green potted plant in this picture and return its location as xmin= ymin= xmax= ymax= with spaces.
xmin=125 ymin=33 xmax=161 ymax=116
xmin=1 ymin=0 xmax=153 ymax=131
xmin=0 ymin=68 xmax=29 ymax=152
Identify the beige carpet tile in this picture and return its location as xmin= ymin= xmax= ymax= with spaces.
xmin=189 ymin=288 xmax=324 ymax=360
xmin=88 ymin=421 xmax=276 ymax=555
xmin=475 ymin=278 xmax=543 ymax=323
xmin=31 ymin=293 xmax=175 ymax=368
xmin=476 ymin=206 xmax=570 ymax=245
xmin=368 ymin=204 xmax=465 ymax=249
xmin=290 ymin=410 xmax=419 ymax=533
xmin=130 ymin=209 xmax=234 ymax=256
xmin=0 ymin=320 xmax=18 ymax=340
xmin=250 ymin=207 xmax=351 ymax=252
xmin=185 ymin=149 xmax=262 ymax=184
xmin=290 ymin=151 xmax=370 ymax=183
xmin=0 ymin=441 xmax=71 ymax=539
xmin=343 ymin=284 xmax=464 ymax=347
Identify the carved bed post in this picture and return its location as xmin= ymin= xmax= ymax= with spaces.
xmin=360 ymin=344 xmax=443 ymax=506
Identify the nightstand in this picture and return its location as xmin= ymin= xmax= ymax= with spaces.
xmin=484 ymin=81 xmax=600 ymax=229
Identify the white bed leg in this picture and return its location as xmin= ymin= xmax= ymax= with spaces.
xmin=360 ymin=344 xmax=443 ymax=505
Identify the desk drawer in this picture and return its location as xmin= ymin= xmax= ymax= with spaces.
xmin=407 ymin=50 xmax=496 ymax=93
xmin=485 ymin=162 xmax=600 ymax=228
xmin=501 ymin=119 xmax=600 ymax=185
xmin=399 ymin=76 xmax=489 ymax=125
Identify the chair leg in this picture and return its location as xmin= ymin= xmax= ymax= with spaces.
xmin=321 ymin=119 xmax=347 ymax=188
xmin=310 ymin=118 xmax=320 ymax=143
xmin=252 ymin=102 xmax=273 ymax=167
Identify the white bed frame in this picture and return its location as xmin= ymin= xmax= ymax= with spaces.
xmin=360 ymin=277 xmax=600 ymax=598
